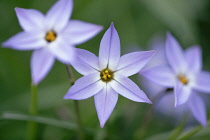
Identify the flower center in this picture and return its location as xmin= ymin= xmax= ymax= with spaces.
xmin=45 ymin=31 xmax=57 ymax=42
xmin=100 ymin=69 xmax=113 ymax=82
xmin=178 ymin=74 xmax=188 ymax=85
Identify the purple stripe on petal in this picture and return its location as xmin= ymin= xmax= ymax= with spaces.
xmin=166 ymin=33 xmax=187 ymax=73
xmin=47 ymin=41 xmax=75 ymax=64
xmin=64 ymin=73 xmax=105 ymax=100
xmin=116 ymin=50 xmax=156 ymax=77
xmin=31 ymin=48 xmax=55 ymax=85
xmin=46 ymin=0 xmax=73 ymax=31
xmin=99 ymin=23 xmax=120 ymax=70
xmin=185 ymin=46 xmax=202 ymax=73
xmin=63 ymin=20 xmax=103 ymax=45
xmin=2 ymin=31 xmax=46 ymax=50
xmin=71 ymin=49 xmax=100 ymax=75
xmin=94 ymin=84 xmax=118 ymax=128
xmin=15 ymin=8 xmax=45 ymax=31
xmin=140 ymin=65 xmax=175 ymax=87
xmin=174 ymin=80 xmax=191 ymax=108
xmin=110 ymin=74 xmax=151 ymax=103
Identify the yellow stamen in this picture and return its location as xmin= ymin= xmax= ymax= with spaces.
xmin=45 ymin=31 xmax=57 ymax=42
xmin=100 ymin=69 xmax=113 ymax=82
xmin=103 ymin=75 xmax=107 ymax=80
xmin=178 ymin=75 xmax=188 ymax=85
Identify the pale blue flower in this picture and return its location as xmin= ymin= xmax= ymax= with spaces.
xmin=64 ymin=23 xmax=155 ymax=127
xmin=141 ymin=33 xmax=210 ymax=126
xmin=3 ymin=0 xmax=103 ymax=85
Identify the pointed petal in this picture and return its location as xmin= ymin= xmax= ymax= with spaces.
xmin=185 ymin=46 xmax=202 ymax=73
xmin=64 ymin=73 xmax=105 ymax=100
xmin=193 ymin=71 xmax=210 ymax=93
xmin=94 ymin=84 xmax=118 ymax=128
xmin=166 ymin=33 xmax=186 ymax=73
xmin=116 ymin=51 xmax=156 ymax=77
xmin=188 ymin=92 xmax=207 ymax=126
xmin=63 ymin=20 xmax=103 ymax=45
xmin=31 ymin=49 xmax=55 ymax=85
xmin=3 ymin=31 xmax=46 ymax=50
xmin=71 ymin=49 xmax=100 ymax=75
xmin=99 ymin=23 xmax=120 ymax=70
xmin=110 ymin=74 xmax=151 ymax=103
xmin=140 ymin=66 xmax=175 ymax=87
xmin=15 ymin=8 xmax=44 ymax=31
xmin=46 ymin=0 xmax=73 ymax=31
xmin=174 ymin=81 xmax=191 ymax=107
xmin=47 ymin=41 xmax=75 ymax=64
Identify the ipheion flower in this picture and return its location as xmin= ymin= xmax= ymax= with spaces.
xmin=141 ymin=33 xmax=210 ymax=126
xmin=64 ymin=23 xmax=155 ymax=127
xmin=2 ymin=0 xmax=103 ymax=85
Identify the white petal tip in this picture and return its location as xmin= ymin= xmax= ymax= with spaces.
xmin=63 ymin=93 xmax=73 ymax=100
xmin=166 ymin=32 xmax=172 ymax=37
xmin=14 ymin=7 xmax=21 ymax=11
xmin=148 ymin=100 xmax=152 ymax=104
xmin=99 ymin=121 xmax=106 ymax=128
xmin=32 ymin=79 xmax=40 ymax=86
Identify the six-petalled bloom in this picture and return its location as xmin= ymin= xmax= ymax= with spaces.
xmin=141 ymin=33 xmax=210 ymax=126
xmin=64 ymin=23 xmax=155 ymax=127
xmin=2 ymin=0 xmax=103 ymax=85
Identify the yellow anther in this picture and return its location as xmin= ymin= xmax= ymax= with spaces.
xmin=100 ymin=69 xmax=113 ymax=82
xmin=45 ymin=31 xmax=57 ymax=42
xmin=103 ymin=75 xmax=107 ymax=80
xmin=178 ymin=75 xmax=188 ymax=85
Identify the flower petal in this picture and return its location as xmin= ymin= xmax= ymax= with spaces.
xmin=15 ymin=8 xmax=45 ymax=31
xmin=64 ymin=73 xmax=105 ymax=100
xmin=31 ymin=48 xmax=55 ymax=85
xmin=99 ymin=23 xmax=120 ymax=70
xmin=174 ymin=81 xmax=191 ymax=107
xmin=71 ymin=49 xmax=100 ymax=75
xmin=188 ymin=92 xmax=207 ymax=126
xmin=110 ymin=74 xmax=151 ymax=103
xmin=47 ymin=41 xmax=75 ymax=64
xmin=193 ymin=71 xmax=210 ymax=93
xmin=3 ymin=31 xmax=46 ymax=50
xmin=166 ymin=33 xmax=186 ymax=73
xmin=116 ymin=51 xmax=156 ymax=77
xmin=185 ymin=46 xmax=202 ymax=73
xmin=46 ymin=0 xmax=73 ymax=31
xmin=94 ymin=84 xmax=118 ymax=128
xmin=140 ymin=65 xmax=175 ymax=87
xmin=63 ymin=20 xmax=103 ymax=45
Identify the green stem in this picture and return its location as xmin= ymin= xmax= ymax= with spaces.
xmin=134 ymin=90 xmax=165 ymax=139
xmin=66 ymin=65 xmax=84 ymax=140
xmin=27 ymin=83 xmax=38 ymax=140
xmin=74 ymin=100 xmax=84 ymax=140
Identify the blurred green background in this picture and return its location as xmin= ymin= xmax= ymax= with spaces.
xmin=0 ymin=0 xmax=210 ymax=140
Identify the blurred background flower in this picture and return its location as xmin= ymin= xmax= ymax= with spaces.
xmin=0 ymin=0 xmax=210 ymax=140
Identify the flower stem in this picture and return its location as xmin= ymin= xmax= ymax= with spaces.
xmin=134 ymin=90 xmax=165 ymax=139
xmin=27 ymin=83 xmax=38 ymax=140
xmin=66 ymin=65 xmax=84 ymax=140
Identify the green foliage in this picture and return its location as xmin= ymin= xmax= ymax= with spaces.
xmin=0 ymin=0 xmax=210 ymax=139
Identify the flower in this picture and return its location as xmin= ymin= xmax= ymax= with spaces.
xmin=64 ymin=23 xmax=155 ymax=127
xmin=141 ymin=33 xmax=210 ymax=126
xmin=2 ymin=0 xmax=103 ymax=85
xmin=140 ymin=35 xmax=190 ymax=124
